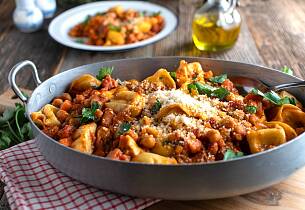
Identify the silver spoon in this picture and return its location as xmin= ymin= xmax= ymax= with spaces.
xmin=229 ymin=76 xmax=305 ymax=95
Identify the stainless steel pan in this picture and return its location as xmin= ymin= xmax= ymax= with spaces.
xmin=8 ymin=57 xmax=305 ymax=200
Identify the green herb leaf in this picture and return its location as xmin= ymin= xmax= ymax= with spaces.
xmin=187 ymin=83 xmax=197 ymax=92
xmin=251 ymin=88 xmax=296 ymax=106
xmin=83 ymin=15 xmax=91 ymax=25
xmin=152 ymin=11 xmax=161 ymax=16
xmin=0 ymin=132 xmax=11 ymax=150
xmin=96 ymin=66 xmax=114 ymax=80
xmin=209 ymin=74 xmax=227 ymax=83
xmin=0 ymin=108 xmax=15 ymax=125
xmin=116 ymin=122 xmax=131 ymax=137
xmin=139 ymin=10 xmax=148 ymax=17
xmin=80 ymin=102 xmax=100 ymax=124
xmin=194 ymin=82 xmax=214 ymax=95
xmin=281 ymin=66 xmax=293 ymax=76
xmin=108 ymin=24 xmax=121 ymax=32
xmin=169 ymin=72 xmax=176 ymax=80
xmin=245 ymin=105 xmax=257 ymax=114
xmin=151 ymin=99 xmax=162 ymax=115
xmin=75 ymin=39 xmax=85 ymax=44
xmin=211 ymin=87 xmax=230 ymax=100
xmin=223 ymin=149 xmax=244 ymax=160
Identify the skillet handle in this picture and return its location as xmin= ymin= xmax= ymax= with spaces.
xmin=8 ymin=60 xmax=42 ymax=103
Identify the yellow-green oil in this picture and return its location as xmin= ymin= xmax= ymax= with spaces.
xmin=192 ymin=15 xmax=241 ymax=52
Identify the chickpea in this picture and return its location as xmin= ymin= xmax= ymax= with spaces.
xmin=140 ymin=116 xmax=152 ymax=126
xmin=61 ymin=93 xmax=72 ymax=101
xmin=175 ymin=145 xmax=184 ymax=154
xmin=140 ymin=134 xmax=156 ymax=149
xmin=95 ymin=109 xmax=103 ymax=120
xmin=206 ymin=129 xmax=223 ymax=143
xmin=56 ymin=110 xmax=69 ymax=123
xmin=52 ymin=98 xmax=63 ymax=108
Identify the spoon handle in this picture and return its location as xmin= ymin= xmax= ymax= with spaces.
xmin=272 ymin=81 xmax=305 ymax=91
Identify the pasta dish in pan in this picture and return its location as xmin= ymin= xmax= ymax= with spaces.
xmin=31 ymin=60 xmax=305 ymax=164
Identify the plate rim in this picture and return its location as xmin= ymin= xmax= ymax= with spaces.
xmin=48 ymin=1 xmax=178 ymax=51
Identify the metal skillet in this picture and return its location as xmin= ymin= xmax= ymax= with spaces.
xmin=8 ymin=57 xmax=305 ymax=200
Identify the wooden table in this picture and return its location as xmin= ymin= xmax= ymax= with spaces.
xmin=1 ymin=0 xmax=305 ymax=209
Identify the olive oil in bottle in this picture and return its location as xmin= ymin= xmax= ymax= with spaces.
xmin=192 ymin=0 xmax=241 ymax=52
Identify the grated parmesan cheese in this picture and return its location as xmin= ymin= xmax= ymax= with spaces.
xmin=149 ymin=89 xmax=218 ymax=118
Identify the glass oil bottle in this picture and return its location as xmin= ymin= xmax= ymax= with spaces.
xmin=192 ymin=0 xmax=241 ymax=52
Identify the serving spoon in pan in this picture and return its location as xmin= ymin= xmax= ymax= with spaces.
xmin=229 ymin=76 xmax=305 ymax=96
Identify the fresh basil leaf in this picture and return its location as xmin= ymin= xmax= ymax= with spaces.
xmin=245 ymin=105 xmax=257 ymax=114
xmin=194 ymin=82 xmax=214 ymax=95
xmin=278 ymin=96 xmax=296 ymax=106
xmin=251 ymin=88 xmax=296 ymax=106
xmin=211 ymin=87 xmax=230 ymax=100
xmin=281 ymin=66 xmax=293 ymax=76
xmin=264 ymin=91 xmax=282 ymax=104
xmin=116 ymin=122 xmax=131 ymax=137
xmin=96 ymin=66 xmax=114 ymax=80
xmin=209 ymin=74 xmax=227 ymax=83
xmin=169 ymin=72 xmax=176 ymax=80
xmin=187 ymin=83 xmax=197 ymax=92
xmin=223 ymin=149 xmax=244 ymax=160
xmin=151 ymin=99 xmax=162 ymax=115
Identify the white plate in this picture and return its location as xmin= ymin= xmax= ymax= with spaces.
xmin=48 ymin=1 xmax=178 ymax=51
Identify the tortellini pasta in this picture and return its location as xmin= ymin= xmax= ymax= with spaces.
xmin=71 ymin=122 xmax=97 ymax=154
xmin=145 ymin=69 xmax=176 ymax=89
xmin=132 ymin=152 xmax=177 ymax=164
xmin=69 ymin=74 xmax=102 ymax=94
xmin=105 ymin=90 xmax=145 ymax=117
xmin=247 ymin=125 xmax=286 ymax=153
xmin=31 ymin=104 xmax=61 ymax=127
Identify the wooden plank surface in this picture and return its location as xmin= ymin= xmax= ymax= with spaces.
xmin=1 ymin=0 xmax=305 ymax=209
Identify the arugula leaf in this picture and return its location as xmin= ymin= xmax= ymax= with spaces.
xmin=108 ymin=24 xmax=121 ymax=32
xmin=96 ymin=66 xmax=114 ymax=80
xmin=223 ymin=149 xmax=244 ymax=160
xmin=209 ymin=74 xmax=227 ymax=83
xmin=281 ymin=66 xmax=293 ymax=76
xmin=151 ymin=99 xmax=162 ymax=115
xmin=169 ymin=72 xmax=176 ymax=80
xmin=251 ymin=88 xmax=296 ymax=106
xmin=116 ymin=122 xmax=131 ymax=137
xmin=211 ymin=87 xmax=230 ymax=100
xmin=245 ymin=105 xmax=257 ymax=114
xmin=80 ymin=102 xmax=100 ymax=124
